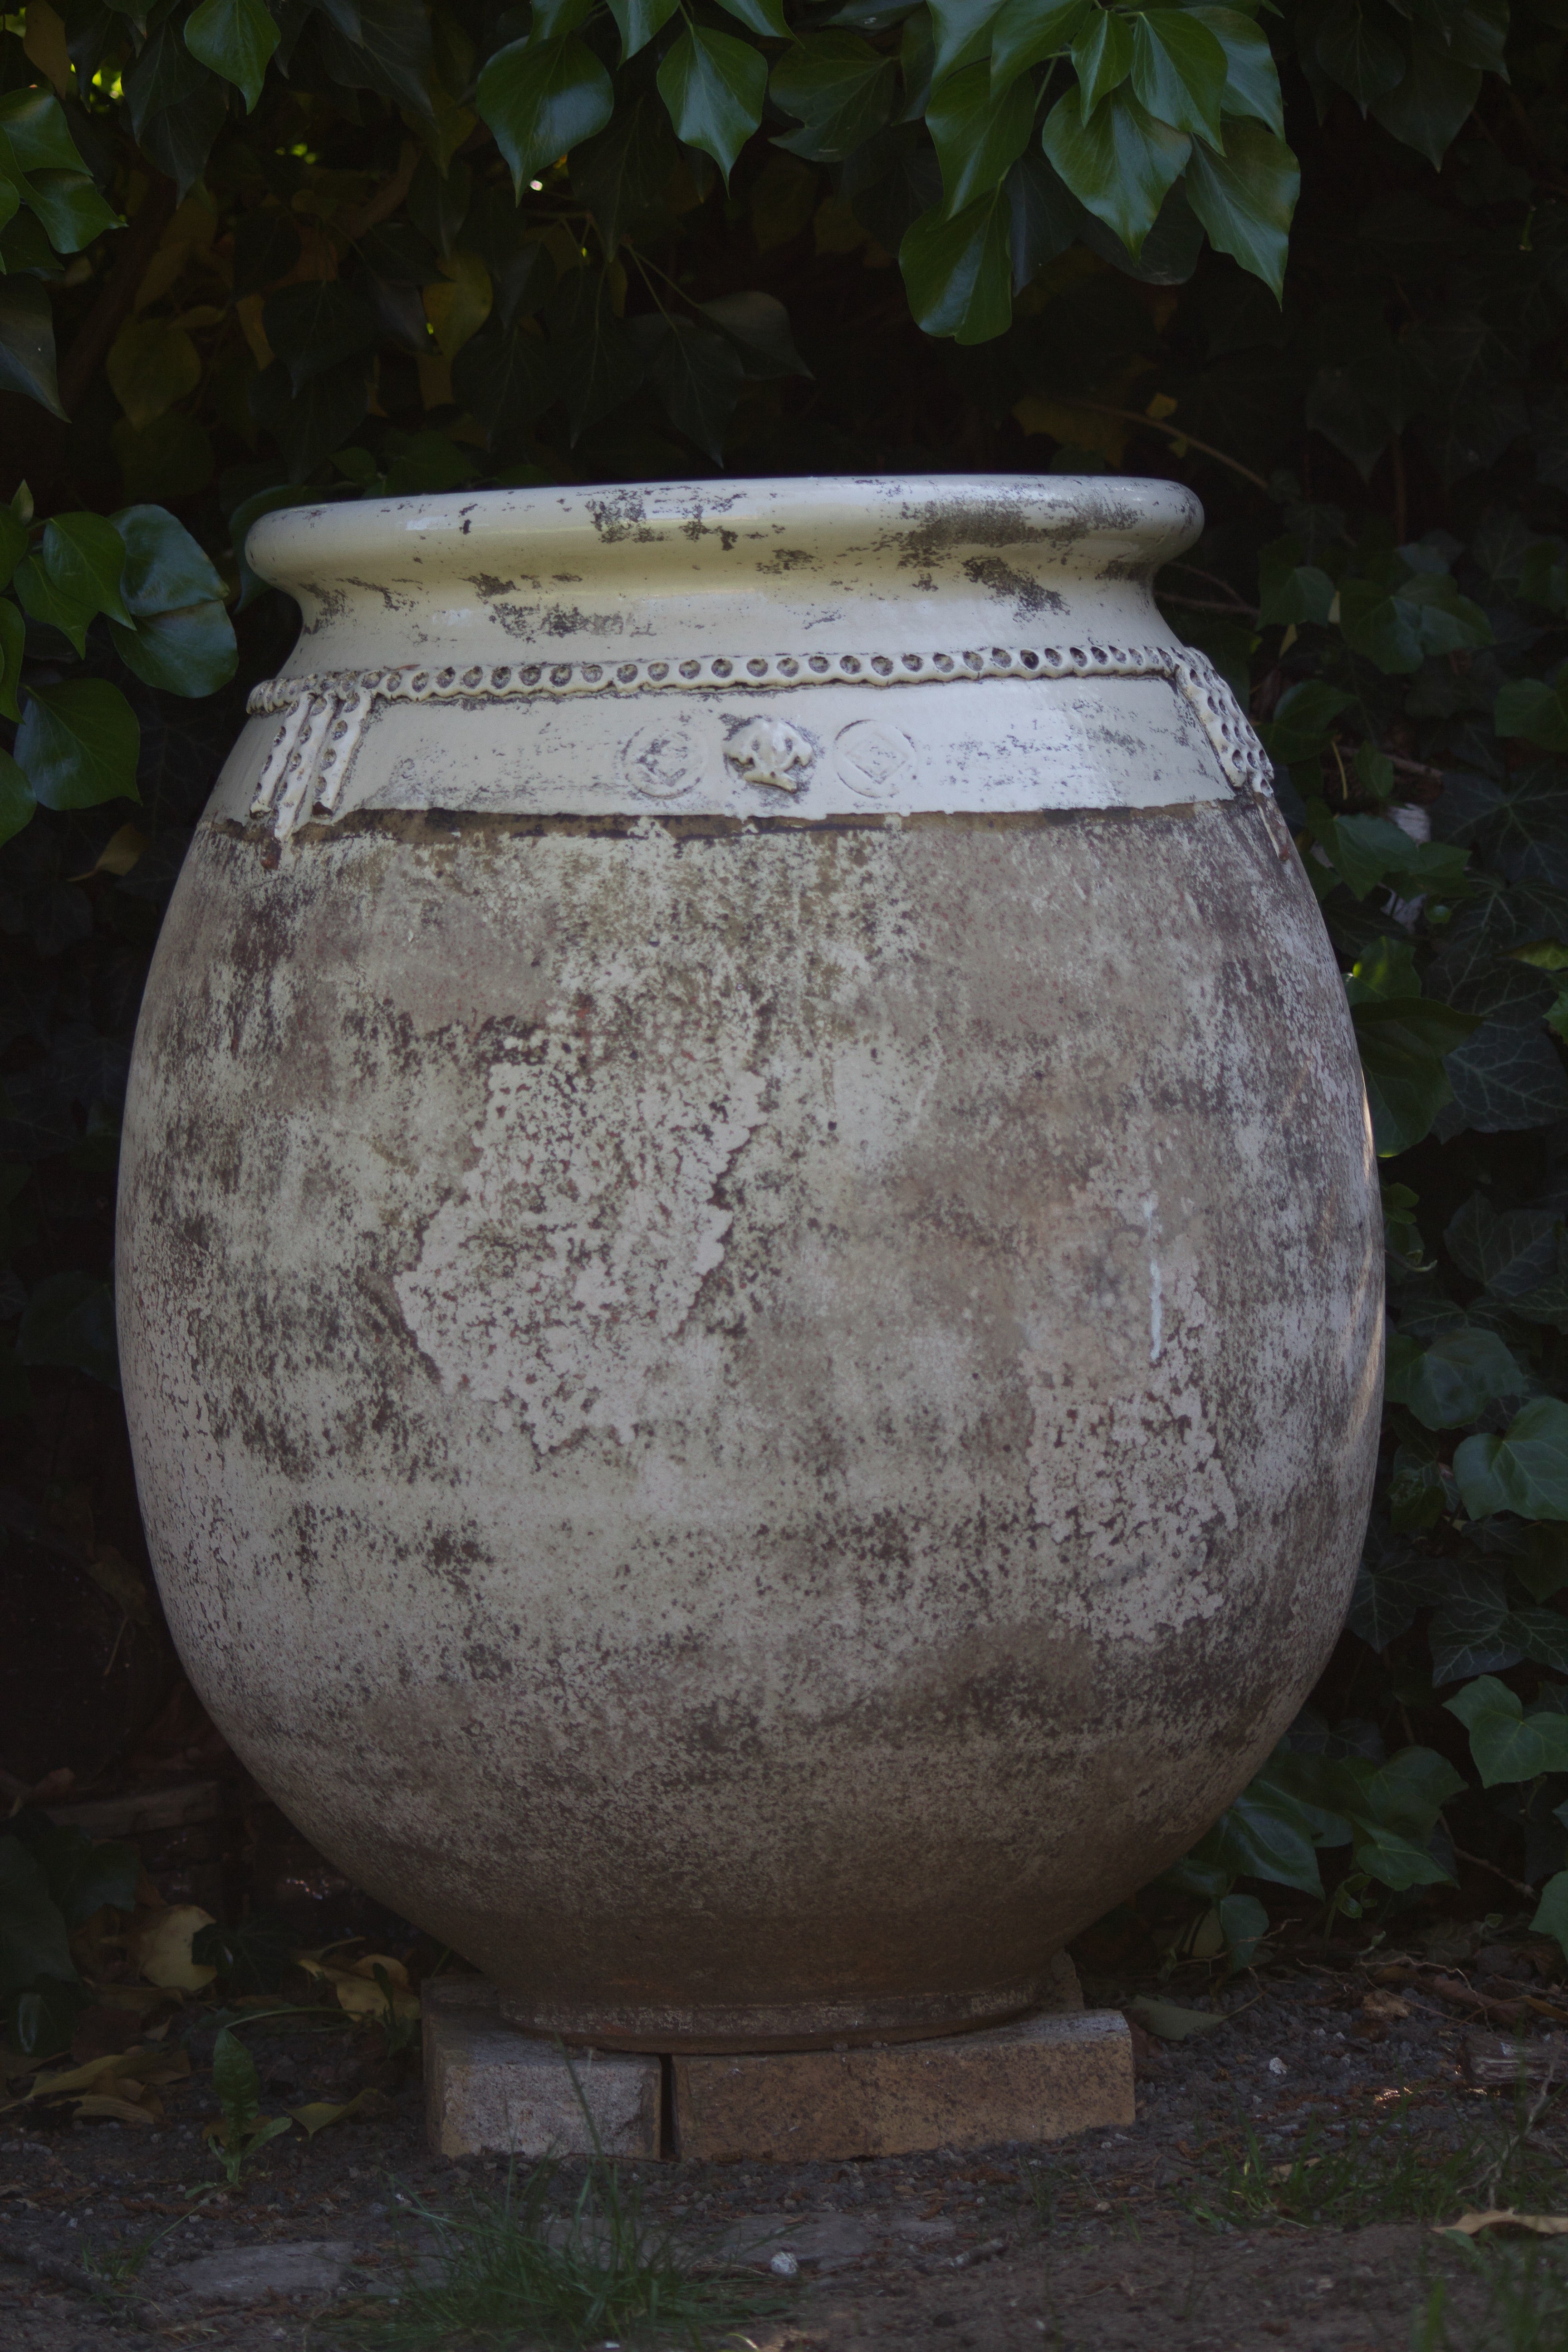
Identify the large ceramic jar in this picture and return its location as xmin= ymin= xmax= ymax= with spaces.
xmin=118 ymin=477 xmax=1381 ymax=2053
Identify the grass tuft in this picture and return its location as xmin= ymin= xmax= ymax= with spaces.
xmin=1183 ymin=2095 xmax=1568 ymax=2231
xmin=343 ymin=2151 xmax=788 ymax=2349
xmin=1415 ymin=2243 xmax=1568 ymax=2351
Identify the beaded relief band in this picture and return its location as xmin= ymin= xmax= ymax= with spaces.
xmin=245 ymin=639 xmax=1275 ymax=839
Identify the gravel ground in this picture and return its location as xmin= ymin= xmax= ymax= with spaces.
xmin=3 ymin=1945 xmax=1566 ymax=2351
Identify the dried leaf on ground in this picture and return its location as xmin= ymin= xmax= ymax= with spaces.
xmin=296 ymin=1950 xmax=420 ymax=2023
xmin=286 ymin=2087 xmax=392 ymax=2136
xmin=130 ymin=1903 xmax=218 ymax=1990
xmin=1123 ymin=1996 xmax=1230 ymax=2040
xmin=1441 ymin=2209 xmax=1568 ymax=2236
xmin=1362 ymin=1989 xmax=1411 ymax=2020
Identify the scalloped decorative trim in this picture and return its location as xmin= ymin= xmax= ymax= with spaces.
xmin=245 ymin=640 xmax=1275 ymax=838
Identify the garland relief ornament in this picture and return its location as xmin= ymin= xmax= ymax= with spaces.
xmin=118 ymin=478 xmax=1378 ymax=2052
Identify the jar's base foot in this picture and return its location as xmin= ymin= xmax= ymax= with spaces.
xmin=495 ymin=1956 xmax=1077 ymax=2053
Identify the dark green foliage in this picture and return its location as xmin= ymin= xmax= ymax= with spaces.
xmin=0 ymin=0 xmax=1563 ymax=1996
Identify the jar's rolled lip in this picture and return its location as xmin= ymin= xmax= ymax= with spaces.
xmin=245 ymin=472 xmax=1203 ymax=589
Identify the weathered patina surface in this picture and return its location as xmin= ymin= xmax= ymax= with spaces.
xmin=118 ymin=480 xmax=1380 ymax=2049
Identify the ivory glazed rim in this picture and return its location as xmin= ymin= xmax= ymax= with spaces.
xmin=243 ymin=471 xmax=1206 ymax=606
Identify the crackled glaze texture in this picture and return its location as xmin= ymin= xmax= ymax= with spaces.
xmin=118 ymin=478 xmax=1381 ymax=2052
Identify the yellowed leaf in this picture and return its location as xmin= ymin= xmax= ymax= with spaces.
xmin=235 ymin=293 xmax=274 ymax=372
xmin=1440 ymin=2210 xmax=1568 ymax=2237
xmin=83 ymin=1540 xmax=153 ymax=1621
xmin=15 ymin=2051 xmax=130 ymax=2101
xmin=22 ymin=0 xmax=70 ymax=94
xmin=750 ymin=152 xmax=818 ymax=255
xmin=131 ymin=1904 xmax=217 ymax=1992
xmin=134 ymin=197 xmax=220 ymax=312
xmin=288 ymin=2090 xmax=369 ymax=2136
xmin=813 ymin=197 xmax=867 ymax=256
xmin=297 ymin=1952 xmax=419 ymax=2022
xmin=291 ymin=169 xmax=378 ymax=222
xmin=71 ymin=2095 xmax=157 ymax=2126
xmin=423 ymin=251 xmax=492 ymax=363
xmin=113 ymin=2046 xmax=191 ymax=2087
xmin=1012 ymin=396 xmax=1127 ymax=464
xmin=1362 ymin=1989 xmax=1410 ymax=2022
xmin=107 ymin=320 xmax=201 ymax=431
xmin=1146 ymin=391 xmax=1179 ymax=422
xmin=417 ymin=353 xmax=453 ymax=410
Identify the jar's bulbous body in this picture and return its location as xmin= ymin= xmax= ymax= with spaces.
xmin=118 ymin=478 xmax=1381 ymax=2050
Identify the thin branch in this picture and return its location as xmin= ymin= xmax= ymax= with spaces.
xmin=1080 ymin=403 xmax=1273 ymax=494
xmin=1453 ymin=1843 xmax=1539 ymax=1901
xmin=337 ymin=140 xmax=421 ymax=245
xmin=58 ymin=174 xmax=176 ymax=418
xmin=1156 ymin=591 xmax=1261 ymax=617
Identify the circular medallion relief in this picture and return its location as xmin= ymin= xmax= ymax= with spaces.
xmin=621 ymin=720 xmax=702 ymax=800
xmin=834 ymin=719 xmax=918 ymax=800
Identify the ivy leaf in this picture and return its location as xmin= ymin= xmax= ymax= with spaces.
xmin=1368 ymin=35 xmax=1481 ymax=169
xmin=1187 ymin=5 xmax=1283 ymax=136
xmin=452 ymin=321 xmax=559 ymax=448
xmin=249 ymin=358 xmax=370 ymax=480
xmin=0 ymin=278 xmax=65 ymax=419
xmin=1041 ymin=85 xmax=1190 ymax=258
xmin=20 ymin=171 xmax=118 ymax=255
xmin=1383 ymin=1327 xmax=1525 ymax=1431
xmin=1006 ymin=146 xmax=1084 ymax=288
xmin=770 ymin=34 xmax=898 ymax=162
xmin=549 ymin=269 xmax=647 ymax=439
xmin=1071 ymin=5 xmax=1134 ymax=114
xmin=0 ymin=89 xmax=92 ymax=174
xmin=990 ymin=0 xmax=1090 ymax=95
xmin=107 ymin=319 xmax=202 ymax=432
xmin=635 ymin=314 xmax=744 ymax=460
xmin=122 ymin=18 xmax=229 ymax=199
xmin=1352 ymin=995 xmax=1479 ymax=1154
xmin=315 ymin=0 xmax=435 ymax=120
xmin=0 ymin=599 xmax=24 ymax=723
xmin=1260 ymin=679 xmax=1352 ymax=761
xmin=263 ymin=281 xmax=380 ymax=393
xmin=657 ymin=24 xmax=767 ymax=182
xmin=477 ymin=35 xmax=615 ymax=194
xmin=0 ymin=750 xmax=35 ymax=848
xmin=1455 ymin=1397 xmax=1568 ymax=1524
xmin=112 ymin=505 xmax=226 ymax=617
xmin=927 ymin=0 xmax=1005 ymax=84
xmin=1259 ymin=535 xmax=1337 ymax=626
xmin=713 ymin=0 xmax=789 ymax=34
xmin=13 ymin=515 xmax=131 ymax=653
xmin=1446 ymin=1676 xmax=1568 ymax=1787
xmin=0 ymin=1837 xmax=73 ymax=1997
xmin=1532 ymin=1871 xmax=1568 ymax=1963
xmin=603 ymin=0 xmax=681 ymax=61
xmin=1184 ymin=118 xmax=1297 ymax=299
xmin=1314 ymin=0 xmax=1407 ymax=105
xmin=110 ymin=605 xmax=237 ymax=699
xmin=572 ymin=89 xmax=681 ymax=249
xmin=926 ymin=58 xmax=1037 ymax=214
xmin=700 ymin=289 xmax=811 ymax=376
xmin=1129 ymin=10 xmax=1228 ymax=150
xmin=1202 ymin=1777 xmax=1325 ymax=1896
xmin=183 ymin=0 xmax=279 ymax=112
xmin=899 ymin=185 xmax=1012 ymax=342
xmin=15 ymin=681 xmax=141 ymax=812
xmin=1497 ymin=672 xmax=1568 ymax=755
